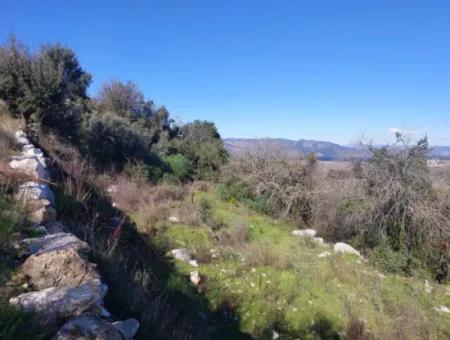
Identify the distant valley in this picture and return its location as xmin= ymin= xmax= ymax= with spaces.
xmin=224 ymin=138 xmax=450 ymax=160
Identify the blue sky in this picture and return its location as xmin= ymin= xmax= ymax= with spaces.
xmin=1 ymin=1 xmax=449 ymax=145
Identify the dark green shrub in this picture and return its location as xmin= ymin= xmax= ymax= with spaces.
xmin=0 ymin=37 xmax=91 ymax=140
xmin=250 ymin=195 xmax=269 ymax=214
xmin=0 ymin=36 xmax=33 ymax=118
xmin=165 ymin=154 xmax=193 ymax=182
xmin=370 ymin=245 xmax=410 ymax=274
xmin=174 ymin=120 xmax=228 ymax=179
xmin=86 ymin=113 xmax=151 ymax=169
xmin=217 ymin=175 xmax=253 ymax=202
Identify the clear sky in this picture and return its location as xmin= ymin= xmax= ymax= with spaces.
xmin=1 ymin=1 xmax=449 ymax=145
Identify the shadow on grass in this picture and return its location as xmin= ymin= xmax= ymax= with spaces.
xmin=53 ymin=182 xmax=251 ymax=340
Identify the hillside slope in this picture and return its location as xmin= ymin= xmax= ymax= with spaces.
xmin=126 ymin=188 xmax=450 ymax=339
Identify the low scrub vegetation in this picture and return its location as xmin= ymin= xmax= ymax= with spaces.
xmin=1 ymin=35 xmax=449 ymax=339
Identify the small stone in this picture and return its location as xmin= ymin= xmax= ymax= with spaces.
xmin=425 ymin=280 xmax=433 ymax=294
xmin=190 ymin=271 xmax=201 ymax=286
xmin=189 ymin=260 xmax=199 ymax=267
xmin=312 ymin=237 xmax=324 ymax=245
xmin=318 ymin=251 xmax=332 ymax=258
xmin=169 ymin=216 xmax=180 ymax=223
xmin=112 ymin=318 xmax=140 ymax=340
xmin=170 ymin=248 xmax=192 ymax=262
xmin=434 ymin=305 xmax=450 ymax=313
xmin=291 ymin=229 xmax=317 ymax=238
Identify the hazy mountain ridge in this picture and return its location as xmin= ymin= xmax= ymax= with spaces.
xmin=225 ymin=138 xmax=450 ymax=160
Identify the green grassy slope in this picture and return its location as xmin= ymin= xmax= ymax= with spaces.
xmin=141 ymin=190 xmax=450 ymax=339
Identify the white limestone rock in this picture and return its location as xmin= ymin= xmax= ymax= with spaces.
xmin=334 ymin=242 xmax=360 ymax=257
xmin=434 ymin=305 xmax=450 ymax=313
xmin=170 ymin=248 xmax=192 ymax=262
xmin=9 ymin=156 xmax=49 ymax=180
xmin=9 ymin=280 xmax=108 ymax=330
xmin=291 ymin=229 xmax=317 ymax=238
xmin=17 ymin=181 xmax=55 ymax=205
xmin=19 ymin=232 xmax=90 ymax=256
xmin=190 ymin=271 xmax=201 ymax=286
xmin=169 ymin=216 xmax=180 ymax=223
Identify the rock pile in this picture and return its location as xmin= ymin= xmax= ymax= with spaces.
xmin=8 ymin=131 xmax=139 ymax=339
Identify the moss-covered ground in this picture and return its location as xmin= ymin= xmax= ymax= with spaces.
xmin=132 ymin=189 xmax=450 ymax=339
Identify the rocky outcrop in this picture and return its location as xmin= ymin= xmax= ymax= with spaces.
xmin=54 ymin=314 xmax=123 ymax=340
xmin=8 ymin=130 xmax=139 ymax=338
xmin=10 ymin=280 xmax=107 ymax=330
xmin=113 ymin=318 xmax=140 ymax=339
xmin=334 ymin=242 xmax=361 ymax=257
xmin=20 ymin=232 xmax=90 ymax=256
xmin=23 ymin=248 xmax=100 ymax=290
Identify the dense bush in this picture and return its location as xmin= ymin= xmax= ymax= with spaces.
xmin=361 ymin=136 xmax=441 ymax=251
xmin=231 ymin=143 xmax=317 ymax=224
xmin=174 ymin=120 xmax=228 ymax=179
xmin=165 ymin=154 xmax=193 ymax=182
xmin=0 ymin=36 xmax=91 ymax=140
xmin=85 ymin=112 xmax=157 ymax=170
xmin=0 ymin=36 xmax=33 ymax=118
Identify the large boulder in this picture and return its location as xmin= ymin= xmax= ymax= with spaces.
xmin=113 ymin=318 xmax=140 ymax=340
xmin=25 ymin=199 xmax=57 ymax=224
xmin=17 ymin=181 xmax=55 ymax=205
xmin=9 ymin=280 xmax=108 ymax=330
xmin=54 ymin=314 xmax=122 ymax=340
xmin=19 ymin=232 xmax=90 ymax=256
xmin=9 ymin=156 xmax=49 ymax=180
xmin=23 ymin=247 xmax=100 ymax=290
xmin=334 ymin=242 xmax=360 ymax=257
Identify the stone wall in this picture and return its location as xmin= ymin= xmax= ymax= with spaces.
xmin=8 ymin=131 xmax=139 ymax=339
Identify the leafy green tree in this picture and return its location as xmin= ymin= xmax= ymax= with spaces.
xmin=0 ymin=37 xmax=91 ymax=139
xmin=0 ymin=35 xmax=33 ymax=118
xmin=29 ymin=44 xmax=91 ymax=138
xmin=85 ymin=112 xmax=149 ymax=169
xmin=174 ymin=120 xmax=228 ymax=179
xmin=97 ymin=79 xmax=152 ymax=121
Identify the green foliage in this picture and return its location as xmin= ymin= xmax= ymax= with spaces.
xmin=97 ymin=79 xmax=152 ymax=121
xmin=0 ymin=193 xmax=23 ymax=246
xmin=174 ymin=120 xmax=228 ymax=179
xmin=217 ymin=176 xmax=253 ymax=202
xmin=363 ymin=136 xmax=433 ymax=252
xmin=370 ymin=245 xmax=410 ymax=274
xmin=0 ymin=36 xmax=91 ymax=139
xmin=165 ymin=154 xmax=193 ymax=182
xmin=85 ymin=112 xmax=160 ymax=171
xmin=0 ymin=36 xmax=33 ymax=118
xmin=151 ymin=188 xmax=450 ymax=339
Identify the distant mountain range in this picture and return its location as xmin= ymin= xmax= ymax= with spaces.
xmin=224 ymin=138 xmax=450 ymax=160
